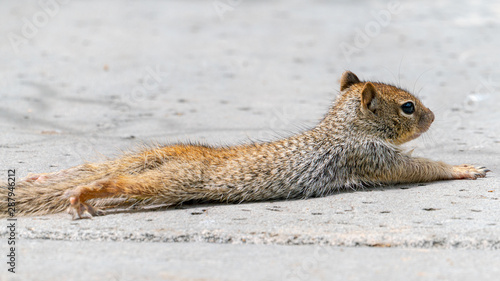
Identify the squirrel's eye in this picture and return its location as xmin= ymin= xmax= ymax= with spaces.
xmin=401 ymin=102 xmax=415 ymax=114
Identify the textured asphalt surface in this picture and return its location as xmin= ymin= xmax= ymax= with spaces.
xmin=1 ymin=0 xmax=499 ymax=280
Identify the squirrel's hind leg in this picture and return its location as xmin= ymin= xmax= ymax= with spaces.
xmin=23 ymin=164 xmax=107 ymax=185
xmin=24 ymin=167 xmax=78 ymax=183
xmin=64 ymin=184 xmax=109 ymax=220
xmin=64 ymin=177 xmax=128 ymax=220
xmin=63 ymin=172 xmax=171 ymax=220
xmin=66 ymin=195 xmax=105 ymax=220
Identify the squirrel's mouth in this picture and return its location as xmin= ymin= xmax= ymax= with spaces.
xmin=407 ymin=111 xmax=434 ymax=141
xmin=400 ymin=129 xmax=425 ymax=144
xmin=411 ymin=130 xmax=425 ymax=140
xmin=395 ymin=115 xmax=433 ymax=145
xmin=415 ymin=117 xmax=433 ymax=137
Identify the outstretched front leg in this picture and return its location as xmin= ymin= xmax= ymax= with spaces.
xmin=375 ymin=152 xmax=490 ymax=184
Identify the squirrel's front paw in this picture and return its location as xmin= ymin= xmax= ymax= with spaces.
xmin=64 ymin=188 xmax=105 ymax=220
xmin=452 ymin=164 xmax=490 ymax=180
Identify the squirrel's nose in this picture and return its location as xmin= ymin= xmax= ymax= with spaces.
xmin=429 ymin=111 xmax=435 ymax=122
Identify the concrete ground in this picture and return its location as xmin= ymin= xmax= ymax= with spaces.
xmin=0 ymin=0 xmax=499 ymax=280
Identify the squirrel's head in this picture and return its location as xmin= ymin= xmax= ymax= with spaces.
xmin=338 ymin=71 xmax=435 ymax=145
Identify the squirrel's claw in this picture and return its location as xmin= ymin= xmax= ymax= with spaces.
xmin=477 ymin=166 xmax=491 ymax=173
xmin=67 ymin=202 xmax=88 ymax=220
xmin=66 ymin=199 xmax=104 ymax=220
xmin=65 ymin=189 xmax=105 ymax=220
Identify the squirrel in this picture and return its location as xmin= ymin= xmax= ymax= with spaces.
xmin=0 ymin=71 xmax=490 ymax=220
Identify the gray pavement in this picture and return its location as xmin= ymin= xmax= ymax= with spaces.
xmin=1 ymin=0 xmax=499 ymax=280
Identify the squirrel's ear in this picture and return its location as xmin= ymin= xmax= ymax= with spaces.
xmin=340 ymin=71 xmax=360 ymax=91
xmin=361 ymin=82 xmax=378 ymax=113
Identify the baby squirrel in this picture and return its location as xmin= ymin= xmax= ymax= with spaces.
xmin=0 ymin=71 xmax=489 ymax=219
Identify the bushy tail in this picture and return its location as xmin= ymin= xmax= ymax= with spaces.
xmin=0 ymin=180 xmax=72 ymax=218
xmin=0 ymin=180 xmax=142 ymax=218
xmin=0 ymin=160 xmax=172 ymax=218
xmin=0 ymin=163 xmax=133 ymax=218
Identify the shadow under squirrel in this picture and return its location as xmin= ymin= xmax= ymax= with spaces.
xmin=0 ymin=71 xmax=490 ymax=219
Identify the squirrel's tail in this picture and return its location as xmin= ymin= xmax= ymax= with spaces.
xmin=0 ymin=179 xmax=155 ymax=219
xmin=0 ymin=180 xmax=71 ymax=218
xmin=0 ymin=164 xmax=131 ymax=218
xmin=0 ymin=162 xmax=165 ymax=218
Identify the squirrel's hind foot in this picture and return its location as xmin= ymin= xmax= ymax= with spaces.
xmin=24 ymin=166 xmax=81 ymax=183
xmin=24 ymin=173 xmax=49 ymax=182
xmin=65 ymin=189 xmax=105 ymax=220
